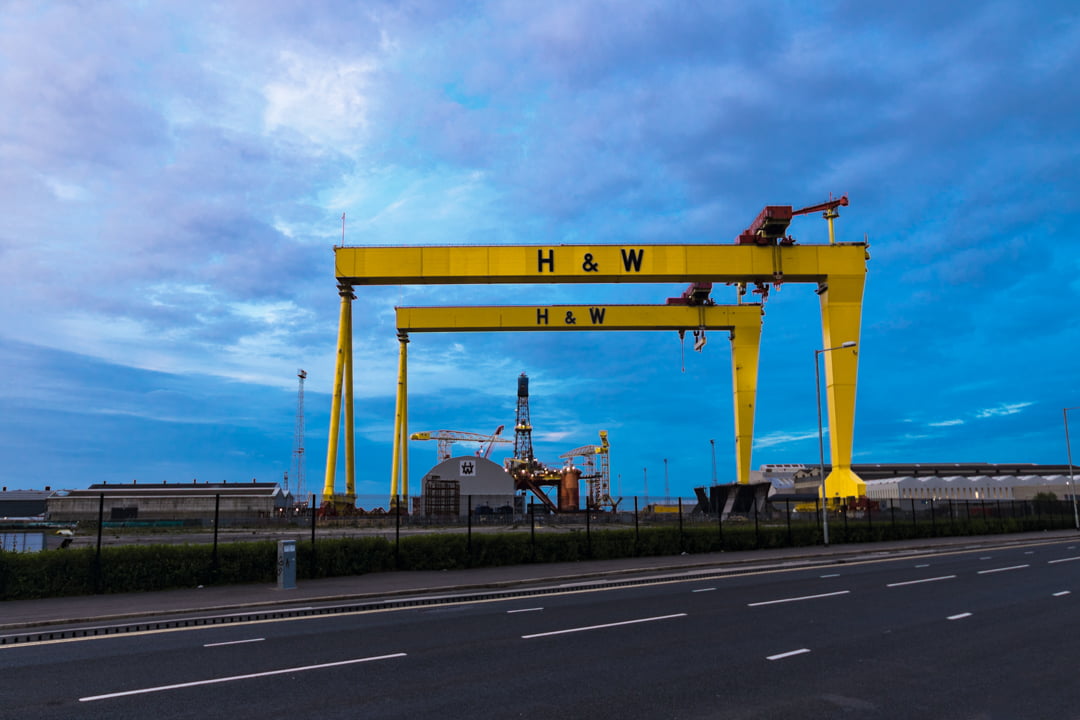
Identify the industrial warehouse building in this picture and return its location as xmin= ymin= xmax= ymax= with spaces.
xmin=763 ymin=463 xmax=1077 ymax=503
xmin=47 ymin=481 xmax=294 ymax=523
xmin=0 ymin=488 xmax=56 ymax=518
xmin=419 ymin=456 xmax=517 ymax=517
xmin=864 ymin=474 xmax=1076 ymax=503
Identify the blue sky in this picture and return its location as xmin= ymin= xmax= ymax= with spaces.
xmin=2 ymin=1 xmax=1078 ymax=500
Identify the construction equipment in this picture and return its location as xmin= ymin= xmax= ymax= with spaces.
xmin=735 ymin=194 xmax=848 ymax=246
xmin=478 ymin=424 xmax=506 ymax=459
xmin=559 ymin=431 xmax=615 ymax=511
xmin=410 ymin=428 xmax=512 ymax=462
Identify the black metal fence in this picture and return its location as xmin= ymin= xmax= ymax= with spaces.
xmin=41 ymin=493 xmax=1080 ymax=554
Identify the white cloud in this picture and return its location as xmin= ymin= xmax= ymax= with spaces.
xmin=975 ymin=402 xmax=1034 ymax=419
xmin=929 ymin=419 xmax=964 ymax=427
xmin=753 ymin=430 xmax=819 ymax=450
xmin=263 ymin=51 xmax=376 ymax=150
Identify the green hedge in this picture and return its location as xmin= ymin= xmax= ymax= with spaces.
xmin=0 ymin=515 xmax=1068 ymax=601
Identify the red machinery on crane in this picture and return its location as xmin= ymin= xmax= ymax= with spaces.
xmin=667 ymin=194 xmax=850 ymax=307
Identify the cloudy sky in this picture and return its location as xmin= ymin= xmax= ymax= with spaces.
xmin=2 ymin=1 xmax=1077 ymax=501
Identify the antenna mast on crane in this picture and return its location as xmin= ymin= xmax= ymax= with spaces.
xmin=293 ymin=369 xmax=307 ymax=500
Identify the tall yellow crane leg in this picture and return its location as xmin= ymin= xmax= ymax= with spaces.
xmin=323 ymin=283 xmax=356 ymax=503
xmin=819 ymin=275 xmax=865 ymax=500
xmin=396 ymin=303 xmax=763 ymax=487
xmin=390 ymin=331 xmax=409 ymax=504
xmin=730 ymin=320 xmax=761 ymax=486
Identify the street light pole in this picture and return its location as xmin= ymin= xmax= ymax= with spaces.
xmin=816 ymin=341 xmax=857 ymax=546
xmin=709 ymin=439 xmax=718 ymax=485
xmin=1064 ymin=407 xmax=1080 ymax=531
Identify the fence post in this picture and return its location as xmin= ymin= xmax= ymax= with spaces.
xmin=212 ymin=493 xmax=221 ymax=580
xmin=530 ymin=504 xmax=536 ymax=562
xmin=717 ymin=495 xmax=723 ymax=550
xmin=997 ymin=500 xmax=1003 ymax=533
xmin=95 ymin=492 xmax=104 ymax=594
xmin=395 ymin=494 xmax=401 ymax=566
xmin=467 ymin=495 xmax=473 ymax=562
xmin=929 ymin=499 xmax=936 ymax=536
xmin=634 ymin=496 xmax=640 ymax=556
xmin=586 ymin=504 xmax=592 ymax=558
xmin=890 ymin=501 xmax=896 ymax=530
xmin=911 ymin=498 xmax=918 ymax=535
xmin=948 ymin=499 xmax=954 ymax=533
xmin=678 ymin=497 xmax=685 ymax=553
xmin=786 ymin=499 xmax=792 ymax=547
xmin=753 ymin=496 xmax=760 ymax=548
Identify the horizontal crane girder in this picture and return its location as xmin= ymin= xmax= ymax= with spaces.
xmin=396 ymin=303 xmax=762 ymax=333
xmin=337 ymin=243 xmax=867 ymax=285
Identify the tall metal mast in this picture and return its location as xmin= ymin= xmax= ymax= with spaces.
xmin=293 ymin=369 xmax=307 ymax=500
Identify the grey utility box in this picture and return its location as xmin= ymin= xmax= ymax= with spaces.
xmin=277 ymin=539 xmax=297 ymax=590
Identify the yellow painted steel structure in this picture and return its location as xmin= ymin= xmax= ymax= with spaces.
xmin=395 ymin=303 xmax=762 ymax=488
xmin=326 ymin=241 xmax=868 ymax=503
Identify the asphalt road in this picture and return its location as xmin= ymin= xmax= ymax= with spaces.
xmin=3 ymin=537 xmax=1080 ymax=719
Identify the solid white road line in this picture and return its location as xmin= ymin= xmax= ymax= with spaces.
xmin=692 ymin=588 xmax=716 ymax=593
xmin=79 ymin=653 xmax=407 ymax=702
xmin=947 ymin=613 xmax=972 ymax=621
xmin=1049 ymin=556 xmax=1080 ymax=564
xmin=977 ymin=564 xmax=1029 ymax=575
xmin=887 ymin=575 xmax=956 ymax=588
xmin=1054 ymin=591 xmax=1071 ymax=597
xmin=747 ymin=591 xmax=850 ymax=607
xmin=521 ymin=613 xmax=686 ymax=639
xmin=767 ymin=648 xmax=811 ymax=661
xmin=507 ymin=608 xmax=543 ymax=614
xmin=203 ymin=638 xmax=265 ymax=648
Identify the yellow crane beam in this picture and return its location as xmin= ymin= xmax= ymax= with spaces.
xmin=335 ymin=243 xmax=866 ymax=285
xmin=396 ymin=303 xmax=761 ymax=332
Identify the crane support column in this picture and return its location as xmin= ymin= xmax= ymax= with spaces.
xmin=730 ymin=319 xmax=762 ymax=486
xmin=818 ymin=274 xmax=865 ymax=500
xmin=343 ymin=289 xmax=356 ymax=503
xmin=390 ymin=331 xmax=409 ymax=504
xmin=323 ymin=283 xmax=356 ymax=502
xmin=402 ymin=339 xmax=409 ymax=501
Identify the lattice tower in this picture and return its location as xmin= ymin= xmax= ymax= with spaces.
xmin=293 ymin=369 xmax=307 ymax=499
xmin=513 ymin=372 xmax=534 ymax=462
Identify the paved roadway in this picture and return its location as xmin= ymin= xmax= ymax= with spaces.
xmin=3 ymin=534 xmax=1080 ymax=718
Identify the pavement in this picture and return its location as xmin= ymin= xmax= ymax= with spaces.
xmin=3 ymin=529 xmax=1077 ymax=632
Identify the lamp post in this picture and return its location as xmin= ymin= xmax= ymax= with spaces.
xmin=709 ymin=439 xmax=718 ymax=485
xmin=1063 ymin=407 xmax=1080 ymax=531
xmin=816 ymin=341 xmax=857 ymax=546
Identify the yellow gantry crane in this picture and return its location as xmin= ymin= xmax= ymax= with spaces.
xmin=322 ymin=197 xmax=868 ymax=506
xmin=392 ymin=303 xmax=763 ymax=496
